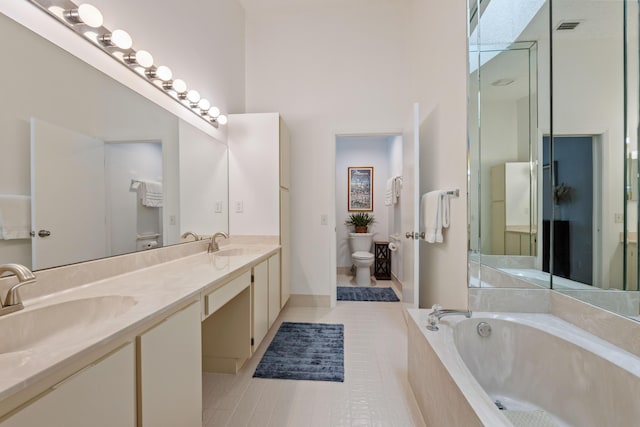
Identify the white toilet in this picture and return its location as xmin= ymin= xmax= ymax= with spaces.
xmin=349 ymin=233 xmax=375 ymax=286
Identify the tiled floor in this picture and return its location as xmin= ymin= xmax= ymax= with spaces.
xmin=202 ymin=274 xmax=426 ymax=426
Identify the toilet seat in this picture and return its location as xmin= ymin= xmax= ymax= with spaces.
xmin=352 ymin=251 xmax=374 ymax=260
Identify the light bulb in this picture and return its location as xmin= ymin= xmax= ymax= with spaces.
xmin=78 ymin=4 xmax=103 ymax=28
xmin=110 ymin=29 xmax=132 ymax=49
xmin=64 ymin=4 xmax=103 ymax=28
xmin=186 ymin=90 xmax=200 ymax=104
xmin=155 ymin=65 xmax=172 ymax=81
xmin=125 ymin=50 xmax=154 ymax=68
xmin=135 ymin=50 xmax=154 ymax=68
xmin=198 ymin=99 xmax=210 ymax=111
xmin=217 ymin=115 xmax=228 ymax=125
xmin=172 ymin=79 xmax=187 ymax=93
xmin=208 ymin=106 xmax=220 ymax=118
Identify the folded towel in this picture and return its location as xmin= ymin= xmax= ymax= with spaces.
xmin=0 ymin=195 xmax=31 ymax=240
xmin=392 ymin=176 xmax=402 ymax=204
xmin=420 ymin=190 xmax=450 ymax=243
xmin=385 ymin=178 xmax=394 ymax=206
xmin=138 ymin=181 xmax=163 ymax=207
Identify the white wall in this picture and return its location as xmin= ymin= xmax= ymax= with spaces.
xmin=245 ymin=1 xmax=413 ymax=297
xmin=335 ymin=136 xmax=394 ymax=268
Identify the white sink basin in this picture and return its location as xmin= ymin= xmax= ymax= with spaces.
xmin=214 ymin=248 xmax=247 ymax=257
xmin=0 ymin=296 xmax=137 ymax=354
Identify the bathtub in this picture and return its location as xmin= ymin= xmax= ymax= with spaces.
xmin=407 ymin=310 xmax=640 ymax=427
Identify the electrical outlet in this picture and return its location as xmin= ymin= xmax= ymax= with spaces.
xmin=215 ymin=200 xmax=223 ymax=213
xmin=235 ymin=201 xmax=243 ymax=213
xmin=169 ymin=214 xmax=176 ymax=226
xmin=615 ymin=213 xmax=624 ymax=224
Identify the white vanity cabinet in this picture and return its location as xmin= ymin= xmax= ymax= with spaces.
xmin=268 ymin=252 xmax=281 ymax=327
xmin=252 ymin=252 xmax=282 ymax=353
xmin=228 ymin=113 xmax=291 ymax=309
xmin=490 ymin=163 xmax=535 ymax=255
xmin=137 ymin=302 xmax=202 ymax=427
xmin=0 ymin=343 xmax=136 ymax=427
xmin=252 ymin=259 xmax=269 ymax=353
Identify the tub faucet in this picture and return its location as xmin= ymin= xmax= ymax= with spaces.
xmin=208 ymin=232 xmax=229 ymax=253
xmin=0 ymin=263 xmax=37 ymax=316
xmin=426 ymin=304 xmax=472 ymax=331
xmin=181 ymin=231 xmax=200 ymax=241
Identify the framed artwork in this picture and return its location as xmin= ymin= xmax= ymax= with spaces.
xmin=348 ymin=166 xmax=373 ymax=211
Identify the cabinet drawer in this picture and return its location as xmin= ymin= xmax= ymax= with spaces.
xmin=205 ymin=271 xmax=251 ymax=318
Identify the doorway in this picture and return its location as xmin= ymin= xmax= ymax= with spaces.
xmin=334 ymin=134 xmax=403 ymax=296
xmin=542 ymin=135 xmax=599 ymax=286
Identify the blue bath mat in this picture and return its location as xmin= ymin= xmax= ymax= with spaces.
xmin=337 ymin=286 xmax=400 ymax=302
xmin=253 ymin=322 xmax=344 ymax=382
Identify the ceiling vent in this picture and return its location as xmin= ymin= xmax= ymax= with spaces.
xmin=556 ymin=21 xmax=581 ymax=31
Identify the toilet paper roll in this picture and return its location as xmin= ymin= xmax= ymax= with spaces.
xmin=388 ymin=242 xmax=398 ymax=251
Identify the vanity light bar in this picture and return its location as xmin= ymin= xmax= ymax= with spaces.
xmin=27 ymin=0 xmax=226 ymax=128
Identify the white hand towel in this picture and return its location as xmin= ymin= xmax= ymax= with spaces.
xmin=392 ymin=176 xmax=402 ymax=204
xmin=139 ymin=181 xmax=163 ymax=207
xmin=421 ymin=190 xmax=449 ymax=243
xmin=385 ymin=177 xmax=393 ymax=206
xmin=0 ymin=195 xmax=31 ymax=240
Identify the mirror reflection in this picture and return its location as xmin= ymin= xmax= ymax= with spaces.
xmin=0 ymin=11 xmax=228 ymax=271
xmin=468 ymin=0 xmax=640 ymax=319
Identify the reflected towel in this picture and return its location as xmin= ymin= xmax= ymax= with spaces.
xmin=139 ymin=181 xmax=163 ymax=207
xmin=420 ymin=190 xmax=450 ymax=243
xmin=385 ymin=178 xmax=394 ymax=206
xmin=0 ymin=195 xmax=31 ymax=240
xmin=392 ymin=176 xmax=402 ymax=203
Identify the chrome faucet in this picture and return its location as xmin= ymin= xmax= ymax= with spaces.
xmin=0 ymin=263 xmax=36 ymax=316
xmin=208 ymin=232 xmax=229 ymax=253
xmin=426 ymin=304 xmax=472 ymax=331
xmin=181 ymin=231 xmax=201 ymax=241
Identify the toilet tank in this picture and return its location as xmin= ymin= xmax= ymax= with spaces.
xmin=349 ymin=233 xmax=373 ymax=253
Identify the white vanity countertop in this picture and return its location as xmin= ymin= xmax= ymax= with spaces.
xmin=0 ymin=243 xmax=280 ymax=407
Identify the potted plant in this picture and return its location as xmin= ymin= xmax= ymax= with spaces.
xmin=345 ymin=212 xmax=376 ymax=233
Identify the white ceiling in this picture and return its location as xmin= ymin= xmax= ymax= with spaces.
xmin=238 ymin=0 xmax=404 ymax=12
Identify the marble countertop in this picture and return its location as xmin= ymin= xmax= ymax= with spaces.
xmin=0 ymin=242 xmax=279 ymax=411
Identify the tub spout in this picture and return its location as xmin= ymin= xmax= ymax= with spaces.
xmin=426 ymin=304 xmax=471 ymax=331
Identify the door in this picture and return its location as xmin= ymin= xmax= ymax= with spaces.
xmin=401 ymin=103 xmax=420 ymax=305
xmin=30 ymin=119 xmax=107 ymax=270
xmin=542 ymin=136 xmax=595 ymax=285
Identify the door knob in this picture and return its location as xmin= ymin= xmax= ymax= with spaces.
xmin=405 ymin=232 xmax=413 ymax=239
xmin=37 ymin=230 xmax=51 ymax=238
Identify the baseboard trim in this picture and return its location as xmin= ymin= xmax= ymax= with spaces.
xmin=337 ymin=266 xmax=352 ymax=275
xmin=287 ymin=294 xmax=332 ymax=307
xmin=391 ymin=273 xmax=402 ymax=291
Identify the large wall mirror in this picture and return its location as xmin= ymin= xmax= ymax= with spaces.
xmin=0 ymin=9 xmax=229 ymax=271
xmin=468 ymin=0 xmax=640 ymax=320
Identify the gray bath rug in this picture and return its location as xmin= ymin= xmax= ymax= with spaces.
xmin=337 ymin=286 xmax=399 ymax=302
xmin=253 ymin=322 xmax=344 ymax=382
